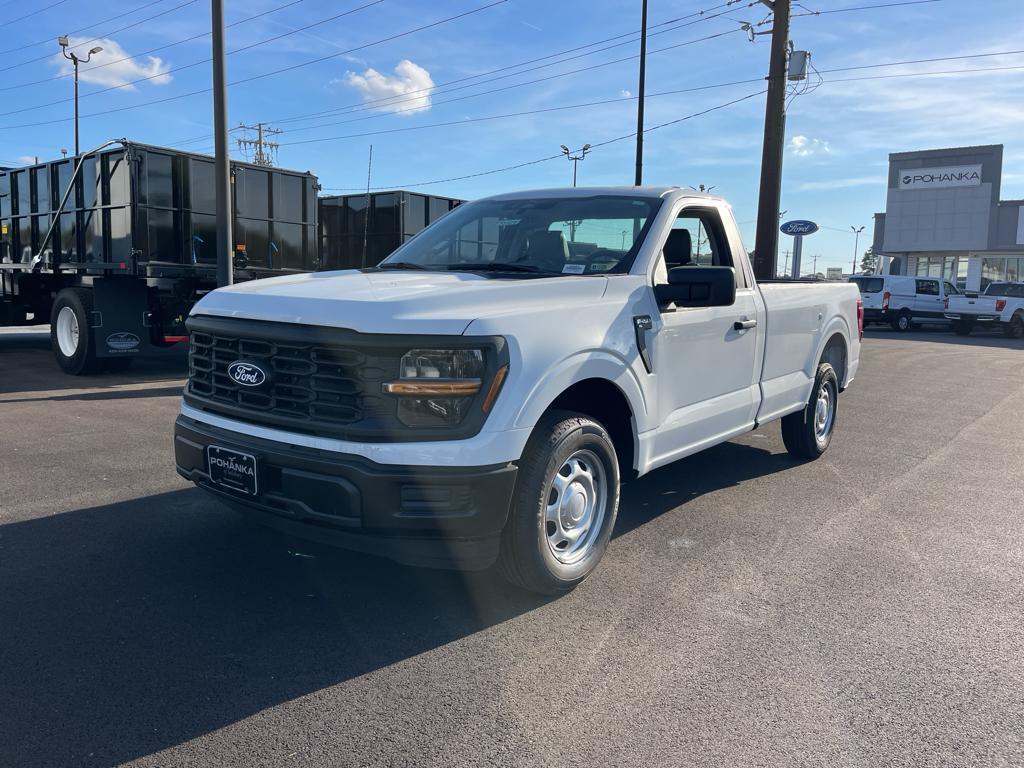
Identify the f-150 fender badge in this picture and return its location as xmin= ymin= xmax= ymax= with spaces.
xmin=633 ymin=315 xmax=653 ymax=373
xmin=106 ymin=332 xmax=141 ymax=351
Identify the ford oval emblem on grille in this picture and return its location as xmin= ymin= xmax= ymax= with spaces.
xmin=227 ymin=360 xmax=268 ymax=387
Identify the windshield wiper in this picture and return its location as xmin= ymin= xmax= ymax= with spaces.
xmin=378 ymin=261 xmax=430 ymax=270
xmin=446 ymin=262 xmax=548 ymax=273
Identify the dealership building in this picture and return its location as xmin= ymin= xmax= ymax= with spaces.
xmin=872 ymin=144 xmax=1024 ymax=292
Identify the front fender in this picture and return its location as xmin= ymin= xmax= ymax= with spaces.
xmin=509 ymin=349 xmax=651 ymax=433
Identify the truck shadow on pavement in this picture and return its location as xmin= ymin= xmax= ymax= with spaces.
xmin=0 ymin=330 xmax=188 ymax=396
xmin=0 ymin=442 xmax=786 ymax=766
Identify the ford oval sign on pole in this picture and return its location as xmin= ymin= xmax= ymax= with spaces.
xmin=779 ymin=220 xmax=818 ymax=278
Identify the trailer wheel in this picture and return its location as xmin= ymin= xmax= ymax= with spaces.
xmin=498 ymin=411 xmax=620 ymax=594
xmin=1004 ymin=313 xmax=1024 ymax=339
xmin=50 ymin=288 xmax=99 ymax=375
xmin=781 ymin=362 xmax=838 ymax=460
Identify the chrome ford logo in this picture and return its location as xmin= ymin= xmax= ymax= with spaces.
xmin=227 ymin=360 xmax=268 ymax=387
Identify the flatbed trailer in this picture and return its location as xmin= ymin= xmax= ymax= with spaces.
xmin=0 ymin=140 xmax=318 ymax=374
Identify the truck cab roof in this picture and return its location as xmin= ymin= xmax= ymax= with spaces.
xmin=479 ymin=186 xmax=727 ymax=205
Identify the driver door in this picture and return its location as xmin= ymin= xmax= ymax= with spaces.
xmin=648 ymin=206 xmax=763 ymax=467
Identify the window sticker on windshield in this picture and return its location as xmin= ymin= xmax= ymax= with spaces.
xmin=562 ymin=263 xmax=586 ymax=274
xmin=498 ymin=218 xmax=521 ymax=226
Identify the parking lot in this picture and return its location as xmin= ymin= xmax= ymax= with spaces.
xmin=1 ymin=326 xmax=1022 ymax=767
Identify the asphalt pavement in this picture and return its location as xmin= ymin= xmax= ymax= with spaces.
xmin=1 ymin=325 xmax=1022 ymax=767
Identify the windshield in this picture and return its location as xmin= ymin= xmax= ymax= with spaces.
xmin=379 ymin=195 xmax=663 ymax=275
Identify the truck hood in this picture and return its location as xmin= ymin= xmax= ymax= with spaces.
xmin=191 ymin=269 xmax=610 ymax=335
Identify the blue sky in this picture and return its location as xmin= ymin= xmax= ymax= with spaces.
xmin=2 ymin=0 xmax=1023 ymax=272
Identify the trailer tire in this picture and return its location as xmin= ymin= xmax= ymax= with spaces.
xmin=50 ymin=288 xmax=100 ymax=375
xmin=497 ymin=411 xmax=620 ymax=595
xmin=1003 ymin=313 xmax=1024 ymax=339
xmin=781 ymin=363 xmax=838 ymax=460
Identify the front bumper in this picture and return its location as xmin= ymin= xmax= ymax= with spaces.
xmin=174 ymin=415 xmax=518 ymax=570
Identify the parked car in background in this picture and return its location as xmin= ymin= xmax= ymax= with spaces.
xmin=175 ymin=187 xmax=861 ymax=594
xmin=944 ymin=281 xmax=1024 ymax=337
xmin=849 ymin=274 xmax=960 ymax=331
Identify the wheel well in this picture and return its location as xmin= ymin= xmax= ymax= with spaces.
xmin=821 ymin=333 xmax=848 ymax=389
xmin=545 ymin=378 xmax=636 ymax=479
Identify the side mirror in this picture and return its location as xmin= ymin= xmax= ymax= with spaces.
xmin=654 ymin=265 xmax=736 ymax=309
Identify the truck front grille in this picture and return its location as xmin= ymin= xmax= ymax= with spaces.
xmin=186 ymin=319 xmax=401 ymax=438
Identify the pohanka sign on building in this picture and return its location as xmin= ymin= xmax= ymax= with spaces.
xmin=898 ymin=164 xmax=982 ymax=190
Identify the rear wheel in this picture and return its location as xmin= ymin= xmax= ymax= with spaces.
xmin=891 ymin=310 xmax=912 ymax=332
xmin=498 ymin=411 xmax=620 ymax=594
xmin=953 ymin=320 xmax=974 ymax=336
xmin=1004 ymin=313 xmax=1024 ymax=339
xmin=50 ymin=288 xmax=99 ymax=375
xmin=781 ymin=363 xmax=838 ymax=460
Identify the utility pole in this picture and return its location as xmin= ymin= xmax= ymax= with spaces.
xmin=751 ymin=0 xmax=791 ymax=281
xmin=236 ymin=122 xmax=282 ymax=167
xmin=634 ymin=0 xmax=648 ymax=186
xmin=211 ymin=0 xmax=233 ymax=287
xmin=850 ymin=225 xmax=865 ymax=274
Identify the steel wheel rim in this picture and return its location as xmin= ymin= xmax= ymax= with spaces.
xmin=544 ymin=448 xmax=608 ymax=565
xmin=56 ymin=306 xmax=80 ymax=358
xmin=898 ymin=315 xmax=909 ymax=330
xmin=814 ymin=380 xmax=835 ymax=444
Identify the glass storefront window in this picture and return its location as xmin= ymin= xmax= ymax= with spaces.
xmin=981 ymin=258 xmax=1006 ymax=291
xmin=1006 ymin=259 xmax=1019 ymax=283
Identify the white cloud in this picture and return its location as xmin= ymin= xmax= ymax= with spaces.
xmin=54 ymin=37 xmax=172 ymax=89
xmin=620 ymin=89 xmax=632 ymax=98
xmin=789 ymin=135 xmax=832 ymax=157
xmin=342 ymin=60 xmax=434 ymax=114
xmin=16 ymin=155 xmax=38 ymax=165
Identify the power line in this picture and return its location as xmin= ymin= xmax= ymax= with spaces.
xmin=321 ymin=90 xmax=765 ymax=191
xmin=793 ymin=0 xmax=944 ymax=16
xmin=8 ymin=0 xmax=70 ymax=27
xmin=0 ymin=0 xmax=170 ymax=55
xmin=0 ymin=0 xmax=384 ymax=117
xmin=817 ymin=49 xmax=1024 ymax=75
xmin=0 ymin=0 xmax=508 ymax=130
xmin=0 ymin=0 xmax=199 ymax=74
xmin=0 ymin=0 xmax=308 ymax=92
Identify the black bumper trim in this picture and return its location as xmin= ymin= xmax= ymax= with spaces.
xmin=174 ymin=415 xmax=517 ymax=570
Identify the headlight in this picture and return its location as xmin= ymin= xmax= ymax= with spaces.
xmin=383 ymin=349 xmax=488 ymax=428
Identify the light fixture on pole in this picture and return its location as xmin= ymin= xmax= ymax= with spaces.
xmin=850 ymin=225 xmax=865 ymax=274
xmin=58 ymin=36 xmax=103 ymax=157
xmin=560 ymin=143 xmax=590 ymax=187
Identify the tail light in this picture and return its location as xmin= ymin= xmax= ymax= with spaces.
xmin=856 ymin=297 xmax=864 ymax=340
xmin=882 ymin=290 xmax=891 ymax=311
xmin=996 ymin=299 xmax=1007 ymax=312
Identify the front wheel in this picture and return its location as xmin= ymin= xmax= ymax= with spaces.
xmin=781 ymin=363 xmax=839 ymax=460
xmin=498 ymin=411 xmax=620 ymax=594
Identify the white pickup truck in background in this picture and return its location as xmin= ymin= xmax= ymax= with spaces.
xmin=174 ymin=187 xmax=862 ymax=594
xmin=945 ymin=281 xmax=1024 ymax=338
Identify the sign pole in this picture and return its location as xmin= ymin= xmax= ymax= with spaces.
xmin=792 ymin=235 xmax=802 ymax=279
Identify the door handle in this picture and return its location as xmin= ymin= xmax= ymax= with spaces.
xmin=734 ymin=319 xmax=757 ymax=330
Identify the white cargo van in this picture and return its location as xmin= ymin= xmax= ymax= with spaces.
xmin=849 ymin=274 xmax=960 ymax=331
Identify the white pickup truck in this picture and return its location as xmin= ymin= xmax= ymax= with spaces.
xmin=944 ymin=281 xmax=1024 ymax=338
xmin=174 ymin=187 xmax=862 ymax=593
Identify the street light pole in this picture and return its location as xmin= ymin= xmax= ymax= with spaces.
xmin=851 ymin=225 xmax=865 ymax=274
xmin=58 ymin=37 xmax=103 ymax=156
xmin=211 ymin=0 xmax=233 ymax=288
xmin=634 ymin=0 xmax=648 ymax=186
xmin=560 ymin=144 xmax=591 ymax=187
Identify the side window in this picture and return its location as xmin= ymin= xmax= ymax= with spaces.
xmin=916 ymin=279 xmax=939 ymax=296
xmin=943 ymin=281 xmax=959 ymax=296
xmin=655 ymin=208 xmax=744 ymax=288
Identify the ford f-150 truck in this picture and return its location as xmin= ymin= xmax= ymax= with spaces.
xmin=174 ymin=187 xmax=862 ymax=594
xmin=944 ymin=281 xmax=1024 ymax=337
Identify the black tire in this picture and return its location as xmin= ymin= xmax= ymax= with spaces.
xmin=953 ymin=320 xmax=973 ymax=336
xmin=498 ymin=411 xmax=620 ymax=594
xmin=49 ymin=288 xmax=99 ymax=375
xmin=891 ymin=310 xmax=912 ymax=332
xmin=104 ymin=356 xmax=135 ymax=373
xmin=781 ymin=363 xmax=839 ymax=460
xmin=1003 ymin=313 xmax=1024 ymax=339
